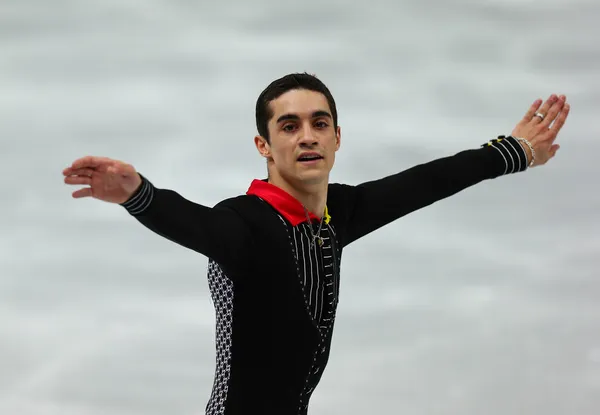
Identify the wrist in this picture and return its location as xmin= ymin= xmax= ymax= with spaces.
xmin=120 ymin=173 xmax=155 ymax=215
xmin=513 ymin=136 xmax=535 ymax=167
xmin=481 ymin=135 xmax=530 ymax=174
xmin=518 ymin=141 xmax=532 ymax=162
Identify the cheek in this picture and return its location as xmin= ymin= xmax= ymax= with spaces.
xmin=271 ymin=144 xmax=295 ymax=165
xmin=328 ymin=152 xmax=336 ymax=166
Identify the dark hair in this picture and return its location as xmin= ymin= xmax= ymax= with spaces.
xmin=255 ymin=72 xmax=338 ymax=143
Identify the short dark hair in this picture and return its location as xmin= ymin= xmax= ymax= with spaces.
xmin=255 ymin=72 xmax=338 ymax=143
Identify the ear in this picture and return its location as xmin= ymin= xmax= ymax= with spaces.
xmin=335 ymin=126 xmax=341 ymax=151
xmin=254 ymin=135 xmax=271 ymax=158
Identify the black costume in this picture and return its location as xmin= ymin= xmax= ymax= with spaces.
xmin=121 ymin=136 xmax=528 ymax=414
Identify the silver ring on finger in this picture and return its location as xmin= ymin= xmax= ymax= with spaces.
xmin=534 ymin=112 xmax=545 ymax=121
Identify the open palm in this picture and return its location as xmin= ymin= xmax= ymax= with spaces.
xmin=511 ymin=94 xmax=570 ymax=167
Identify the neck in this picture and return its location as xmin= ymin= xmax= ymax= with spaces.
xmin=267 ymin=174 xmax=328 ymax=218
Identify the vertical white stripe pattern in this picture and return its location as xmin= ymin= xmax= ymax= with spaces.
xmin=291 ymin=222 xmax=338 ymax=329
xmin=273 ymin=211 xmax=341 ymax=413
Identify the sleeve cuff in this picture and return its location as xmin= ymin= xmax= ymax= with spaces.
xmin=120 ymin=173 xmax=155 ymax=216
xmin=481 ymin=135 xmax=529 ymax=175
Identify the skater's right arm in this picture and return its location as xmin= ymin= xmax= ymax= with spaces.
xmin=63 ymin=156 xmax=253 ymax=268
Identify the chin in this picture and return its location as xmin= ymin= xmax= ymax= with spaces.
xmin=296 ymin=169 xmax=330 ymax=185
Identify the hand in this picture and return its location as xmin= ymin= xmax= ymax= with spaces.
xmin=63 ymin=156 xmax=142 ymax=204
xmin=511 ymin=94 xmax=570 ymax=167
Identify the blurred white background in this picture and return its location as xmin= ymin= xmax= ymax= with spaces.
xmin=1 ymin=0 xmax=599 ymax=414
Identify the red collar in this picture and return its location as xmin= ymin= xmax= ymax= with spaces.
xmin=246 ymin=179 xmax=330 ymax=227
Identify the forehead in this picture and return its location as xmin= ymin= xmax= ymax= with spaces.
xmin=268 ymin=89 xmax=330 ymax=120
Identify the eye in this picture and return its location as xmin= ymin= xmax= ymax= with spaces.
xmin=315 ymin=121 xmax=329 ymax=129
xmin=282 ymin=123 xmax=296 ymax=132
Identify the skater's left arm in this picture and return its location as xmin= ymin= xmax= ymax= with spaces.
xmin=331 ymin=94 xmax=570 ymax=247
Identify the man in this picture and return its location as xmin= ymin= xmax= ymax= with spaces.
xmin=62 ymin=73 xmax=570 ymax=415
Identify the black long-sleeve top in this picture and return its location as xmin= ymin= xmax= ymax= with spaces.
xmin=121 ymin=136 xmax=528 ymax=415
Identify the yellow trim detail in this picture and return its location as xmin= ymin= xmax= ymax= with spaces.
xmin=324 ymin=205 xmax=331 ymax=224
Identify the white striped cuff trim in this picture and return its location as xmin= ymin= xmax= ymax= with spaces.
xmin=485 ymin=136 xmax=528 ymax=174
xmin=122 ymin=178 xmax=154 ymax=215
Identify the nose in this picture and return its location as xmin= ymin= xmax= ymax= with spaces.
xmin=299 ymin=124 xmax=318 ymax=146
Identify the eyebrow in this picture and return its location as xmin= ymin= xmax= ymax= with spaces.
xmin=276 ymin=110 xmax=332 ymax=124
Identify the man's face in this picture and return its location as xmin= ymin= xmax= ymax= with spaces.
xmin=256 ymin=89 xmax=341 ymax=187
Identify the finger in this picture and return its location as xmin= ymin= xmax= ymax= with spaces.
xmin=72 ymin=187 xmax=92 ymax=198
xmin=532 ymin=94 xmax=558 ymax=124
xmin=540 ymin=95 xmax=566 ymax=128
xmin=549 ymin=144 xmax=560 ymax=158
xmin=63 ymin=166 xmax=77 ymax=176
xmin=64 ymin=168 xmax=95 ymax=177
xmin=71 ymin=156 xmax=113 ymax=170
xmin=550 ymin=102 xmax=570 ymax=134
xmin=522 ymin=98 xmax=543 ymax=123
xmin=64 ymin=175 xmax=92 ymax=186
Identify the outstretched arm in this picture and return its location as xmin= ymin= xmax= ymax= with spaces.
xmin=331 ymin=94 xmax=570 ymax=247
xmin=120 ymin=174 xmax=254 ymax=270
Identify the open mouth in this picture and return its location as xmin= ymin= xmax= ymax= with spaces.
xmin=297 ymin=153 xmax=323 ymax=163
